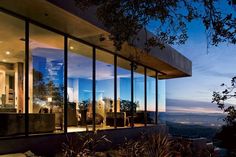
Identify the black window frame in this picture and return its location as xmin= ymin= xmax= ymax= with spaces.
xmin=0 ymin=8 xmax=161 ymax=138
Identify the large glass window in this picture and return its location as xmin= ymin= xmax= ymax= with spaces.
xmin=0 ymin=13 xmax=25 ymax=137
xmin=117 ymin=57 xmax=131 ymax=128
xmin=96 ymin=49 xmax=114 ymax=130
xmin=0 ymin=12 xmax=161 ymax=137
xmin=147 ymin=69 xmax=156 ymax=125
xmin=158 ymin=80 xmax=166 ymax=112
xmin=67 ymin=39 xmax=93 ymax=132
xmin=29 ymin=24 xmax=64 ymax=134
xmin=133 ymin=65 xmax=145 ymax=127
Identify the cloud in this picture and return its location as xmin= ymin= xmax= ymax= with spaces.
xmin=166 ymin=99 xmax=222 ymax=113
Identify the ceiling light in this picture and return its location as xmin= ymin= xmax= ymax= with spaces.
xmin=70 ymin=46 xmax=74 ymax=50
xmin=6 ymin=51 xmax=10 ymax=55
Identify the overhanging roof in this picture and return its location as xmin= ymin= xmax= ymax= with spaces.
xmin=0 ymin=0 xmax=192 ymax=79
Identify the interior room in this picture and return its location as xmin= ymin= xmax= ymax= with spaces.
xmin=0 ymin=11 xmax=155 ymax=136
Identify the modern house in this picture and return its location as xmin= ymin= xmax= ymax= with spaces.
xmin=0 ymin=0 xmax=191 ymax=155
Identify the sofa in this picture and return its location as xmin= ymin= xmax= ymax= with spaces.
xmin=0 ymin=113 xmax=55 ymax=136
xmin=106 ymin=112 xmax=126 ymax=127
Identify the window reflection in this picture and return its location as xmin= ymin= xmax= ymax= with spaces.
xmin=147 ymin=69 xmax=156 ymax=125
xmin=0 ymin=11 xmax=161 ymax=137
xmin=0 ymin=13 xmax=25 ymax=137
xmin=117 ymin=57 xmax=131 ymax=128
xmin=133 ymin=65 xmax=145 ymax=127
xmin=158 ymin=80 xmax=166 ymax=112
xmin=67 ymin=39 xmax=93 ymax=132
xmin=29 ymin=24 xmax=64 ymax=133
xmin=96 ymin=49 xmax=114 ymax=129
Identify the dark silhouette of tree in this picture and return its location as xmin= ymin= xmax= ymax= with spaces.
xmin=75 ymin=0 xmax=236 ymax=53
xmin=33 ymin=69 xmax=47 ymax=102
xmin=47 ymin=80 xmax=64 ymax=106
xmin=212 ymin=76 xmax=236 ymax=154
xmin=33 ymin=70 xmax=64 ymax=106
xmin=120 ymin=100 xmax=138 ymax=113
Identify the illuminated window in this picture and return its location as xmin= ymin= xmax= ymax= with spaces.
xmin=0 ymin=13 xmax=25 ymax=136
xmin=29 ymin=24 xmax=64 ymax=133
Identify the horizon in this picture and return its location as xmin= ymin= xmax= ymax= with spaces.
xmin=147 ymin=1 xmax=236 ymax=114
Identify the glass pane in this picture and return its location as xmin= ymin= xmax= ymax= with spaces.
xmin=147 ymin=69 xmax=156 ymax=125
xmin=158 ymin=80 xmax=166 ymax=112
xmin=117 ymin=57 xmax=131 ymax=128
xmin=0 ymin=13 xmax=25 ymax=137
xmin=96 ymin=49 xmax=114 ymax=130
xmin=134 ymin=65 xmax=145 ymax=127
xmin=67 ymin=39 xmax=93 ymax=132
xmin=29 ymin=24 xmax=64 ymax=134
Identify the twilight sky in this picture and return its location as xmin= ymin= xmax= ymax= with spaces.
xmin=166 ymin=20 xmax=236 ymax=113
xmin=148 ymin=5 xmax=236 ymax=113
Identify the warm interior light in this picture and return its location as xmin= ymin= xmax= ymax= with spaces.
xmin=70 ymin=46 xmax=74 ymax=50
xmin=5 ymin=51 xmax=10 ymax=55
xmin=47 ymin=97 xmax=52 ymax=102
xmin=2 ymin=59 xmax=6 ymax=62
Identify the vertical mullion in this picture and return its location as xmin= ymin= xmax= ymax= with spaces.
xmin=131 ymin=62 xmax=134 ymax=127
xmin=155 ymin=72 xmax=158 ymax=125
xmin=92 ymin=47 xmax=96 ymax=131
xmin=114 ymin=55 xmax=117 ymax=129
xmin=144 ymin=67 xmax=147 ymax=127
xmin=64 ymin=36 xmax=68 ymax=133
xmin=25 ymin=20 xmax=29 ymax=136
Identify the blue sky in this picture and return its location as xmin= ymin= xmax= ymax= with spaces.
xmin=148 ymin=4 xmax=236 ymax=113
xmin=166 ymin=20 xmax=236 ymax=113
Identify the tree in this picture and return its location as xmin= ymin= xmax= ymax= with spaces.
xmin=75 ymin=0 xmax=236 ymax=55
xmin=33 ymin=70 xmax=64 ymax=107
xmin=212 ymin=76 xmax=236 ymax=153
xmin=212 ymin=76 xmax=236 ymax=126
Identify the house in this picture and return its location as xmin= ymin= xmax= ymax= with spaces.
xmin=0 ymin=0 xmax=191 ymax=155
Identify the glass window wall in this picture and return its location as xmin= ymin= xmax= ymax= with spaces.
xmin=0 ymin=12 xmax=25 ymax=137
xmin=147 ymin=69 xmax=156 ymax=125
xmin=133 ymin=65 xmax=145 ymax=127
xmin=29 ymin=24 xmax=64 ymax=134
xmin=117 ymin=57 xmax=132 ymax=128
xmin=0 ymin=12 xmax=160 ymax=137
xmin=67 ymin=38 xmax=93 ymax=132
xmin=96 ymin=49 xmax=114 ymax=130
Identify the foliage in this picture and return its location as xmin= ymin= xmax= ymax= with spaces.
xmin=117 ymin=136 xmax=146 ymax=157
xmin=212 ymin=76 xmax=236 ymax=126
xmin=145 ymin=132 xmax=173 ymax=157
xmin=33 ymin=69 xmax=47 ymax=101
xmin=33 ymin=69 xmax=64 ymax=106
xmin=75 ymin=0 xmax=236 ymax=54
xmin=61 ymin=131 xmax=111 ymax=157
xmin=171 ymin=138 xmax=215 ymax=157
xmin=59 ymin=130 xmax=218 ymax=157
xmin=120 ymin=99 xmax=139 ymax=113
xmin=212 ymin=76 xmax=236 ymax=152
xmin=214 ymin=124 xmax=236 ymax=151
xmin=78 ymin=99 xmax=91 ymax=110
xmin=116 ymin=131 xmax=173 ymax=157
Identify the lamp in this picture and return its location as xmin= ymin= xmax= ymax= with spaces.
xmin=47 ymin=97 xmax=52 ymax=103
